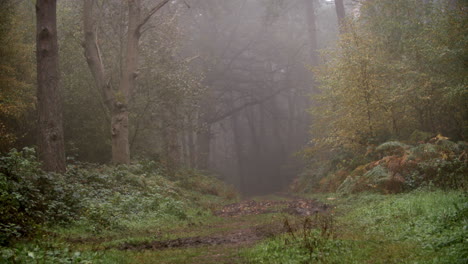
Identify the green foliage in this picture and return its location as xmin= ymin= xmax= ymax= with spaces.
xmin=244 ymin=190 xmax=467 ymax=264
xmin=0 ymin=242 xmax=103 ymax=264
xmin=376 ymin=141 xmax=409 ymax=155
xmin=244 ymin=214 xmax=339 ymax=264
xmin=0 ymin=148 xmax=237 ymax=245
xmin=342 ymin=190 xmax=468 ymax=263
xmin=61 ymin=163 xmax=188 ymax=233
xmin=56 ymin=1 xmax=111 ymax=163
xmin=0 ymin=2 xmax=35 ymax=152
xmin=0 ymin=148 xmax=81 ymax=245
xmin=337 ymin=165 xmax=391 ymax=194
xmin=174 ymin=169 xmax=238 ymax=199
xmin=409 ymin=143 xmax=442 ymax=160
xmin=298 ymin=137 xmax=467 ymax=194
xmin=308 ymin=0 xmax=468 ymax=175
xmin=244 ymin=232 xmax=336 ymax=264
xmin=409 ymin=130 xmax=433 ymax=144
xmin=403 ymin=140 xmax=467 ymax=189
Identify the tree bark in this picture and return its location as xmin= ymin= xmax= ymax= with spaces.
xmin=196 ymin=95 xmax=215 ymax=170
xmin=231 ymin=110 xmax=246 ymax=192
xmin=334 ymin=0 xmax=346 ymax=33
xmin=304 ymin=0 xmax=319 ymax=66
xmin=83 ymin=0 xmax=169 ymax=164
xmin=110 ymin=0 xmax=141 ymax=165
xmin=196 ymin=128 xmax=211 ymax=170
xmin=111 ymin=107 xmax=130 ymax=164
xmin=36 ymin=0 xmax=66 ymax=173
xmin=162 ymin=106 xmax=180 ymax=174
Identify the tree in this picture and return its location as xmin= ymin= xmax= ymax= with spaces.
xmin=83 ymin=0 xmax=170 ymax=164
xmin=180 ymin=0 xmax=316 ymax=193
xmin=334 ymin=0 xmax=346 ymax=32
xmin=0 ymin=2 xmax=35 ymax=153
xmin=310 ymin=0 xmax=468 ymax=156
xmin=36 ymin=0 xmax=66 ymax=172
xmin=57 ymin=0 xmax=110 ymax=163
xmin=304 ymin=0 xmax=319 ymax=66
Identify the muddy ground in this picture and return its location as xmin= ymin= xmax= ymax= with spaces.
xmin=115 ymin=198 xmax=329 ymax=251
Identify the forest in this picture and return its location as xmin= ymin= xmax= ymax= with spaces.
xmin=0 ymin=0 xmax=466 ymax=263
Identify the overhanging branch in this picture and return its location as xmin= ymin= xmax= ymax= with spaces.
xmin=137 ymin=0 xmax=171 ymax=33
xmin=208 ymin=87 xmax=287 ymax=124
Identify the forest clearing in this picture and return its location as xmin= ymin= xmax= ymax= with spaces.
xmin=1 ymin=158 xmax=465 ymax=264
xmin=1 ymin=0 xmax=467 ymax=263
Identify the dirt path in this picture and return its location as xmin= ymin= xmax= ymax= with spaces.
xmin=112 ymin=197 xmax=329 ymax=263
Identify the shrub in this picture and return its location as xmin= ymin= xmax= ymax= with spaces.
xmin=0 ymin=148 xmax=237 ymax=242
xmin=0 ymin=242 xmax=102 ymax=263
xmin=376 ymin=141 xmax=410 ymax=156
xmin=0 ymin=148 xmax=81 ymax=245
xmin=408 ymin=130 xmax=433 ymax=143
xmin=319 ymin=170 xmax=349 ymax=192
xmin=175 ymin=169 xmax=238 ymax=200
xmin=301 ymin=138 xmax=468 ymax=194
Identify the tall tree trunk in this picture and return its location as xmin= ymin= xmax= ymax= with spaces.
xmin=111 ymin=108 xmax=130 ymax=164
xmin=36 ymin=0 xmax=66 ymax=173
xmin=83 ymin=0 xmax=169 ymax=164
xmin=196 ymin=127 xmax=211 ymax=170
xmin=162 ymin=106 xmax=180 ymax=174
xmin=196 ymin=96 xmax=215 ymax=170
xmin=334 ymin=0 xmax=346 ymax=33
xmin=304 ymin=0 xmax=319 ymax=66
xmin=188 ymin=129 xmax=196 ymax=168
xmin=187 ymin=118 xmax=196 ymax=168
xmin=109 ymin=0 xmax=141 ymax=164
xmin=231 ymin=112 xmax=246 ymax=193
xmin=111 ymin=0 xmax=141 ymax=164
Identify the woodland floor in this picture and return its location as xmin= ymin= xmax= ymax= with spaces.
xmin=31 ymin=190 xmax=465 ymax=264
xmin=117 ymin=198 xmax=328 ymax=250
xmin=72 ymin=196 xmax=331 ymax=264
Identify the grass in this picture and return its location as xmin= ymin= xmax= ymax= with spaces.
xmin=242 ymin=189 xmax=468 ymax=264
xmin=2 ymin=164 xmax=466 ymax=264
xmin=1 ymin=209 xmax=289 ymax=263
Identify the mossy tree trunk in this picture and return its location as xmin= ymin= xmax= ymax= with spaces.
xmin=36 ymin=0 xmax=66 ymax=173
xmin=83 ymin=0 xmax=170 ymax=164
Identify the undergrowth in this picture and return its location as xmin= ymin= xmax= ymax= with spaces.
xmin=295 ymin=137 xmax=467 ymax=194
xmin=243 ymin=190 xmax=468 ymax=264
xmin=0 ymin=148 xmax=237 ymax=263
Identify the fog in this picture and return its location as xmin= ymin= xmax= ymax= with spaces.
xmin=171 ymin=0 xmax=345 ymax=194
xmin=0 ymin=0 xmax=357 ymax=195
xmin=3 ymin=0 xmax=465 ymax=259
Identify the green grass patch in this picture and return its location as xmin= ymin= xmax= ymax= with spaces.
xmin=242 ymin=190 xmax=468 ymax=264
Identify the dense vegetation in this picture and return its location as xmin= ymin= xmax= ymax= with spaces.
xmin=0 ymin=0 xmax=466 ymax=263
xmin=244 ymin=191 xmax=467 ymax=264
xmin=298 ymin=0 xmax=467 ymax=195
xmin=1 ymin=148 xmax=236 ymax=262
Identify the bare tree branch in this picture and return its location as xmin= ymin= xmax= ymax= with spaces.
xmin=137 ymin=0 xmax=171 ymax=33
xmin=83 ymin=0 xmax=114 ymax=111
xmin=208 ymin=87 xmax=287 ymax=124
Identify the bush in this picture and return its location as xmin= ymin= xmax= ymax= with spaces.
xmin=300 ymin=138 xmax=467 ymax=194
xmin=0 ymin=148 xmax=238 ymax=243
xmin=61 ymin=163 xmax=189 ymax=233
xmin=0 ymin=148 xmax=81 ymax=245
xmin=341 ymin=191 xmax=468 ymax=263
xmin=408 ymin=130 xmax=433 ymax=144
xmin=175 ymin=169 xmax=238 ymax=200
xmin=376 ymin=141 xmax=410 ymax=156
xmin=0 ymin=242 xmax=102 ymax=264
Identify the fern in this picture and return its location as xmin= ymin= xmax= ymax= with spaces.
xmin=409 ymin=144 xmax=440 ymax=160
xmin=376 ymin=141 xmax=410 ymax=154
